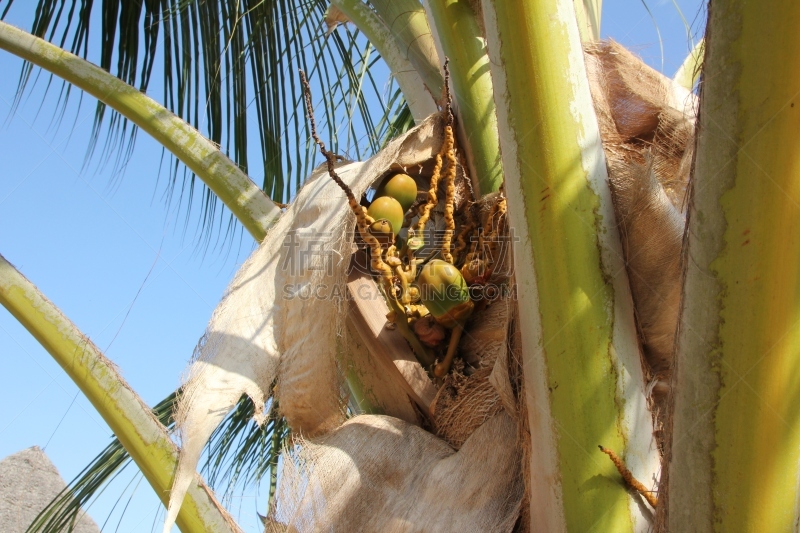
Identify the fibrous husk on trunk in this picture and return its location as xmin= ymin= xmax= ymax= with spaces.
xmin=431 ymin=366 xmax=504 ymax=449
xmin=585 ymin=40 xmax=695 ymax=209
xmin=584 ymin=40 xmax=696 ymax=443
xmin=270 ymin=412 xmax=523 ymax=533
xmin=432 ymin=290 xmax=517 ymax=449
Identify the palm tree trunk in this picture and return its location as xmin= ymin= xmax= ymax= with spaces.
xmin=673 ymin=38 xmax=705 ymax=90
xmin=482 ymin=0 xmax=658 ymax=530
xmin=424 ymin=0 xmax=503 ymax=195
xmin=369 ymin=0 xmax=444 ymax=98
xmin=573 ymin=0 xmax=603 ymax=41
xmin=663 ymin=1 xmax=800 ymax=530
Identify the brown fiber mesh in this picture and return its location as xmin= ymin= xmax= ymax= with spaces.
xmin=431 ymin=205 xmax=515 ymax=450
xmin=585 ymin=40 xmax=695 ymax=455
xmin=585 ymin=40 xmax=695 ymax=211
xmin=431 ymin=366 xmax=505 ymax=449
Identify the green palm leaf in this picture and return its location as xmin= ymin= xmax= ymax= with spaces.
xmin=26 ymin=390 xmax=288 ymax=533
xmin=1 ymin=0 xmax=412 ymax=237
xmin=25 ymin=391 xmax=178 ymax=533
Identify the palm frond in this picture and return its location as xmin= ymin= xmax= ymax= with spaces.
xmin=26 ymin=390 xmax=289 ymax=533
xmin=638 ymin=0 xmax=664 ymax=72
xmin=203 ymin=392 xmax=288 ymax=510
xmin=1 ymin=0 xmax=407 ymax=243
xmin=25 ymin=391 xmax=178 ymax=533
xmin=668 ymin=0 xmax=695 ymax=50
xmin=380 ymin=87 xmax=414 ymax=148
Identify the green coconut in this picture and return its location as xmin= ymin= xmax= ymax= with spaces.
xmin=417 ymin=259 xmax=474 ymax=328
xmin=367 ymin=196 xmax=405 ymax=236
xmin=378 ymin=173 xmax=418 ymax=211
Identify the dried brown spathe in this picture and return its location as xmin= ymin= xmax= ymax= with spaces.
xmin=585 ymin=40 xmax=695 ymax=403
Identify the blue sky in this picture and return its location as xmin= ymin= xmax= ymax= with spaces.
xmin=0 ymin=1 xmax=705 ymax=531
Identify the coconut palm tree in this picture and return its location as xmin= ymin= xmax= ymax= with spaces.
xmin=1 ymin=0 xmax=798 ymax=531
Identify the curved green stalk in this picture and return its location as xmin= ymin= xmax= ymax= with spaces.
xmin=673 ymin=38 xmax=705 ymax=90
xmin=424 ymin=0 xmax=503 ymax=195
xmin=0 ymin=21 xmax=380 ymax=432
xmin=0 ymin=254 xmax=239 ymax=533
xmin=482 ymin=0 xmax=658 ymax=530
xmin=0 ymin=21 xmax=280 ymax=243
xmin=369 ymin=0 xmax=444 ymax=99
xmin=331 ymin=0 xmax=437 ymax=121
xmin=574 ymin=0 xmax=603 ymax=41
xmin=665 ymin=2 xmax=800 ymax=530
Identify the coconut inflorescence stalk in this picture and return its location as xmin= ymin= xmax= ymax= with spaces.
xmin=300 ymin=59 xmax=509 ymax=382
